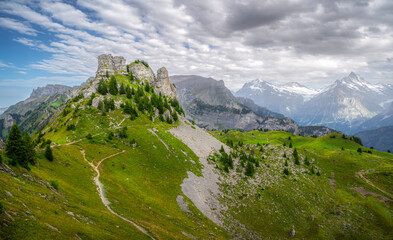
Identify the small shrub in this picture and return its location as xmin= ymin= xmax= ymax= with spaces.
xmin=304 ymin=156 xmax=310 ymax=166
xmin=86 ymin=133 xmax=93 ymax=139
xmin=283 ymin=168 xmax=289 ymax=175
xmin=66 ymin=124 xmax=76 ymax=131
xmin=50 ymin=180 xmax=59 ymax=190
xmin=45 ymin=145 xmax=54 ymax=161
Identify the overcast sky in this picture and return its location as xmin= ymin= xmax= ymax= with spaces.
xmin=1 ymin=0 xmax=393 ymax=107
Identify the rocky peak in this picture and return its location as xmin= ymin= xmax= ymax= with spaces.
xmin=96 ymin=54 xmax=127 ymax=78
xmin=29 ymin=84 xmax=72 ymax=99
xmin=156 ymin=67 xmax=178 ymax=99
xmin=129 ymin=62 xmax=156 ymax=83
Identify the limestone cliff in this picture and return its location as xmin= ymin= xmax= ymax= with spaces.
xmin=156 ymin=67 xmax=177 ymax=100
xmin=96 ymin=54 xmax=127 ymax=78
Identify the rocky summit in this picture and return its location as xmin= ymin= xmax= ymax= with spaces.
xmin=96 ymin=54 xmax=127 ymax=77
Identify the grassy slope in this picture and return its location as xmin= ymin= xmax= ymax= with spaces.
xmin=1 ymin=73 xmax=230 ymax=239
xmin=209 ymin=130 xmax=393 ymax=239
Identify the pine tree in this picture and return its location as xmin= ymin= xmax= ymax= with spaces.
xmin=304 ymin=156 xmax=310 ymax=166
xmin=119 ymin=83 xmax=126 ymax=95
xmin=106 ymin=70 xmax=109 ymax=78
xmin=126 ymin=86 xmax=132 ymax=99
xmin=293 ymin=148 xmax=299 ymax=165
xmin=289 ymin=142 xmax=293 ymax=148
xmin=245 ymin=162 xmax=255 ymax=177
xmin=23 ymin=133 xmax=36 ymax=165
xmin=97 ymin=79 xmax=108 ymax=95
xmin=108 ymin=76 xmax=118 ymax=95
xmin=6 ymin=124 xmax=28 ymax=168
xmin=45 ymin=145 xmax=54 ymax=161
xmin=129 ymin=71 xmax=134 ymax=81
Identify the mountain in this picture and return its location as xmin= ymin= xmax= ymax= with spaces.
xmin=236 ymin=72 xmax=393 ymax=134
xmin=236 ymin=79 xmax=319 ymax=116
xmin=0 ymin=84 xmax=79 ymax=140
xmin=1 ymin=54 xmax=392 ymax=239
xmin=171 ymin=75 xmax=333 ymax=136
xmin=0 ymin=107 xmax=7 ymax=115
xmin=355 ymin=126 xmax=393 ymax=152
xmin=357 ymin=102 xmax=393 ymax=132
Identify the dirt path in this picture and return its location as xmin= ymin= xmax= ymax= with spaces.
xmin=169 ymin=120 xmax=230 ymax=226
xmin=80 ymin=149 xmax=155 ymax=239
xmin=148 ymin=129 xmax=169 ymax=150
xmin=357 ymin=170 xmax=393 ymax=199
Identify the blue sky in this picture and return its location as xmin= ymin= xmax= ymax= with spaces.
xmin=1 ymin=0 xmax=393 ymax=108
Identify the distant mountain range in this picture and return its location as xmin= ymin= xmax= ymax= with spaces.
xmin=236 ymin=72 xmax=393 ymax=134
xmin=171 ymin=75 xmax=334 ymax=136
xmin=0 ymin=84 xmax=80 ymax=140
xmin=355 ymin=126 xmax=393 ymax=152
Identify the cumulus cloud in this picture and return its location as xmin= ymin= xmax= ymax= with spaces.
xmin=1 ymin=0 xmax=393 ymax=91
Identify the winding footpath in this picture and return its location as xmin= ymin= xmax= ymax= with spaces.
xmin=357 ymin=170 xmax=393 ymax=199
xmin=80 ymin=149 xmax=155 ymax=239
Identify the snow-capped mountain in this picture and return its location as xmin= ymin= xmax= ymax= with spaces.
xmin=236 ymin=72 xmax=393 ymax=134
xmin=236 ymin=79 xmax=319 ymax=116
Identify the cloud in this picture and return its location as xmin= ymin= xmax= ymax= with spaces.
xmin=0 ymin=61 xmax=10 ymax=68
xmin=1 ymin=0 xmax=393 ymax=92
xmin=0 ymin=17 xmax=37 ymax=35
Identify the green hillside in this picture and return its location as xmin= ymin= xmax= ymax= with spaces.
xmin=1 ymin=60 xmax=392 ymax=239
xmin=0 ymin=67 xmax=229 ymax=239
xmin=209 ymin=130 xmax=393 ymax=239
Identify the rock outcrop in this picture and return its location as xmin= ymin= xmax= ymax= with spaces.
xmin=156 ymin=67 xmax=177 ymax=99
xmin=96 ymin=54 xmax=127 ymax=78
xmin=3 ymin=114 xmax=15 ymax=128
xmin=128 ymin=63 xmax=177 ymax=99
xmin=129 ymin=62 xmax=156 ymax=83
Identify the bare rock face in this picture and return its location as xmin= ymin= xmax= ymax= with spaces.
xmin=4 ymin=114 xmax=15 ymax=128
xmin=96 ymin=54 xmax=127 ymax=78
xmin=129 ymin=62 xmax=156 ymax=83
xmin=156 ymin=67 xmax=178 ymax=99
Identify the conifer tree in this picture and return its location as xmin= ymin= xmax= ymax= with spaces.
xmin=245 ymin=161 xmax=255 ymax=177
xmin=129 ymin=71 xmax=134 ymax=81
xmin=119 ymin=83 xmax=126 ymax=94
xmin=97 ymin=79 xmax=108 ymax=95
xmin=126 ymin=85 xmax=132 ymax=99
xmin=45 ymin=145 xmax=54 ymax=161
xmin=6 ymin=124 xmax=28 ymax=168
xmin=109 ymin=76 xmax=118 ymax=95
xmin=293 ymin=148 xmax=300 ymax=165
xmin=304 ymin=156 xmax=310 ymax=166
xmin=23 ymin=132 xmax=36 ymax=165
